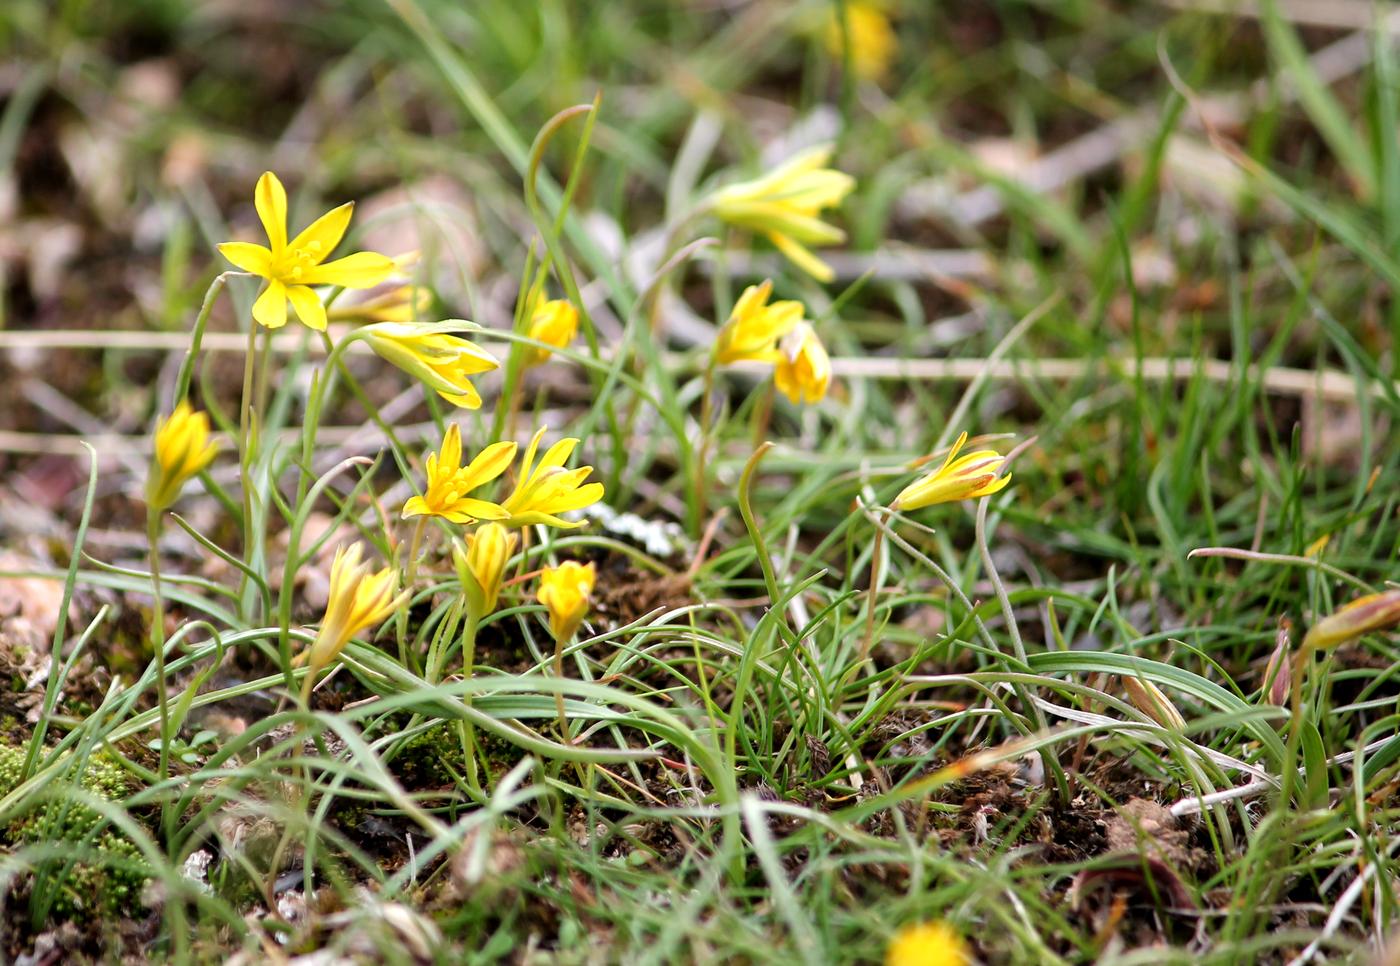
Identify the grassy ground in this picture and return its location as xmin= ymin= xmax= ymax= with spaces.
xmin=2 ymin=0 xmax=1399 ymax=962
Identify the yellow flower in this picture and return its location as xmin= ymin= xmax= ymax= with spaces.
xmin=1302 ymin=590 xmax=1400 ymax=651
xmin=500 ymin=427 xmax=605 ymax=529
xmin=217 ymin=171 xmax=395 ymax=330
xmin=885 ymin=921 xmax=971 ymax=966
xmin=453 ymin=523 xmax=517 ymax=616
xmin=524 ymin=289 xmax=580 ymax=367
xmin=147 ymin=401 xmax=219 ymax=510
xmin=305 ymin=543 xmax=406 ymax=681
xmin=824 ymin=2 xmax=897 ymax=81
xmin=773 ymin=322 xmax=831 ymax=404
xmin=714 ymin=280 xmax=804 ymax=365
xmin=709 ymin=145 xmax=855 ymax=283
xmin=328 ymin=284 xmax=433 ymax=324
xmin=537 ymin=561 xmax=596 ymax=642
xmin=893 ymin=432 xmax=1011 ymax=511
xmin=361 ymin=321 xmax=499 ymax=409
xmin=402 ymin=424 xmax=515 ymax=524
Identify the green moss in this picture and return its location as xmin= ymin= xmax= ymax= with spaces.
xmin=394 ymin=722 xmax=469 ymax=788
xmin=0 ymin=743 xmax=152 ymax=918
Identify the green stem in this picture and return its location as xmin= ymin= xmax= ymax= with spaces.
xmin=860 ymin=517 xmax=886 ymax=665
xmin=400 ymin=516 xmax=429 ymax=670
xmin=459 ymin=604 xmax=482 ymax=795
xmin=693 ymin=355 xmax=717 ymax=538
xmin=146 ymin=510 xmax=172 ymax=834
xmin=278 ymin=331 xmax=369 ymax=693
xmin=1279 ymin=642 xmax=1311 ymax=812
xmin=299 ymin=657 xmax=316 ymax=709
xmin=173 ymin=271 xmax=238 ymax=404
xmin=750 ymin=380 xmax=774 ymax=450
xmin=553 ymin=632 xmax=571 ymax=745
xmin=237 ymin=321 xmax=258 ymax=620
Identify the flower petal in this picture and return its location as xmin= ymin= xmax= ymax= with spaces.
xmin=455 ymin=498 xmax=510 ymax=521
xmin=437 ymin=384 xmax=482 ymax=409
xmin=439 ymin=424 xmax=463 ymax=473
xmin=252 ymin=281 xmax=288 ymax=329
xmin=517 ymin=427 xmax=547 ymax=480
xmin=301 ymin=251 xmax=396 ymax=289
xmin=285 ymin=285 xmax=328 ymax=331
xmin=769 ymin=232 xmax=835 ymax=283
xmin=461 ymin=440 xmax=518 ymax=489
xmin=538 ymin=437 xmax=578 ymax=472
xmin=255 ymin=172 xmax=288 ymax=252
xmin=217 ymin=241 xmax=273 ymax=276
xmin=288 ymin=201 xmax=354 ymax=261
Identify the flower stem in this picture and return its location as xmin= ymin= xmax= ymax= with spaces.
xmin=237 ymin=320 xmax=259 ymax=622
xmin=400 ymin=515 xmax=429 ymax=669
xmin=750 ymin=380 xmax=774 ymax=450
xmin=1278 ymin=643 xmax=1311 ymax=813
xmin=693 ymin=356 xmax=717 ymax=538
xmin=299 ymin=658 xmax=316 ymax=709
xmin=146 ymin=509 xmax=172 ymax=833
xmin=459 ymin=605 xmax=483 ymax=795
xmin=173 ymin=271 xmax=235 ymax=403
xmin=860 ymin=518 xmax=886 ymax=665
xmin=553 ymin=633 xmax=571 ymax=746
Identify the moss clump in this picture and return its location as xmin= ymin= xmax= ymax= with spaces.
xmin=0 ymin=743 xmax=152 ymax=918
xmin=394 ymin=723 xmax=469 ymax=789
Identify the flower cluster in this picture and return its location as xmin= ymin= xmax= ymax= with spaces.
xmin=402 ymin=424 xmax=603 ymax=532
xmin=714 ymin=280 xmax=832 ymax=405
xmin=143 ymin=146 xmax=1016 ymax=756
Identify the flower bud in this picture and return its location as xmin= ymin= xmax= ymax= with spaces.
xmin=1301 ymin=591 xmax=1400 ymax=651
xmin=453 ymin=523 xmax=517 ymax=617
xmin=147 ymin=402 xmax=218 ymax=510
xmin=1122 ymin=676 xmax=1186 ymax=731
xmin=537 ymin=561 xmax=596 ymax=642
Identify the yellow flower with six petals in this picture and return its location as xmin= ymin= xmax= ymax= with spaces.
xmin=893 ymin=432 xmax=1011 ymax=511
xmin=773 ymin=322 xmax=832 ymax=405
xmin=714 ymin=280 xmax=804 ymax=365
xmin=147 ymin=401 xmax=219 ymax=510
xmin=401 ymin=424 xmax=515 ymax=524
xmin=361 ymin=321 xmax=499 ymax=409
xmin=500 ymin=427 xmax=604 ymax=529
xmin=303 ymin=543 xmax=407 ymax=687
xmin=537 ymin=560 xmax=596 ymax=642
xmin=218 ymin=171 xmax=395 ymax=330
xmin=709 ymin=145 xmax=855 ymax=283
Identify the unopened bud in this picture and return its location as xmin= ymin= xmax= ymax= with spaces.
xmin=1301 ymin=590 xmax=1400 ymax=651
xmin=1122 ymin=676 xmax=1186 ymax=731
xmin=1263 ymin=621 xmax=1292 ymax=707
